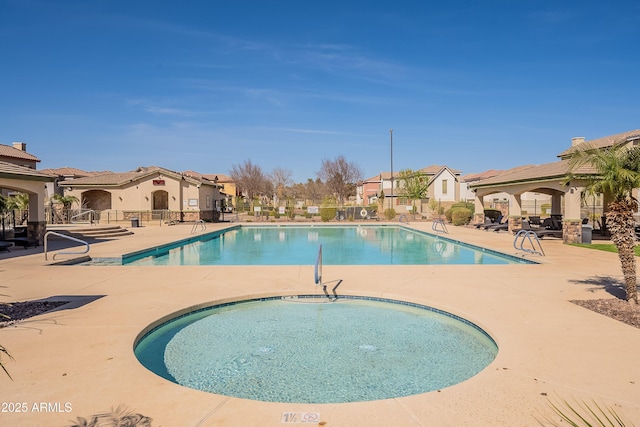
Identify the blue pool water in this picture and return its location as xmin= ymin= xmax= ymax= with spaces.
xmin=124 ymin=225 xmax=530 ymax=266
xmin=134 ymin=296 xmax=498 ymax=403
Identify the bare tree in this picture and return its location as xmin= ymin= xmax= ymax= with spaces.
xmin=317 ymin=156 xmax=363 ymax=204
xmin=270 ymin=167 xmax=293 ymax=203
xmin=229 ymin=160 xmax=269 ymax=210
xmin=304 ymin=178 xmax=327 ymax=204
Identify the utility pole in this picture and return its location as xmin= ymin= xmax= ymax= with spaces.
xmin=390 ymin=129 xmax=394 ymax=211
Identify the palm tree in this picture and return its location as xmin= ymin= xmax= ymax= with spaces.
xmin=5 ymin=193 xmax=29 ymax=224
xmin=568 ymin=142 xmax=640 ymax=304
xmin=51 ymin=194 xmax=79 ymax=224
xmin=0 ymin=194 xmax=7 ymax=238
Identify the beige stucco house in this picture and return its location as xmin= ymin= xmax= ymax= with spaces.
xmin=358 ymin=165 xmax=461 ymax=214
xmin=470 ymin=129 xmax=640 ymax=243
xmin=0 ymin=142 xmax=54 ymax=241
xmin=183 ymin=171 xmax=237 ymax=211
xmin=57 ymin=166 xmax=224 ymax=224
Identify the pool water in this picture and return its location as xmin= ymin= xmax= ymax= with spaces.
xmin=124 ymin=225 xmax=527 ymax=266
xmin=134 ymin=296 xmax=498 ymax=403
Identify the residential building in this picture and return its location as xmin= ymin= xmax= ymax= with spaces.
xmin=470 ymin=129 xmax=640 ymax=242
xmin=357 ymin=165 xmax=462 ymax=215
xmin=57 ymin=166 xmax=224 ymax=223
xmin=0 ymin=142 xmax=53 ymax=241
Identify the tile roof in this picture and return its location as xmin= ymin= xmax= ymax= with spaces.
xmin=557 ymin=129 xmax=640 ymax=158
xmin=57 ymin=166 xmax=217 ymax=187
xmin=0 ymin=160 xmax=55 ymax=180
xmin=40 ymin=167 xmax=105 ymax=177
xmin=470 ymin=160 xmax=596 ymax=188
xmin=0 ymin=144 xmax=40 ymax=162
xmin=418 ymin=164 xmax=462 ymax=174
xmin=203 ymin=173 xmax=232 ymax=183
xmin=367 ymin=166 xmax=461 ymax=182
xmin=461 ymin=165 xmax=534 ymax=183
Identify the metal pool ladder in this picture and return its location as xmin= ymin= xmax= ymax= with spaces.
xmin=191 ymin=220 xmax=206 ymax=234
xmin=513 ymin=230 xmax=545 ymax=256
xmin=432 ymin=218 xmax=448 ymax=233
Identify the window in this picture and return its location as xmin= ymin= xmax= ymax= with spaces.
xmin=442 ymin=179 xmax=448 ymax=195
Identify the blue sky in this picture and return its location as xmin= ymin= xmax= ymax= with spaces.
xmin=1 ymin=1 xmax=639 ymax=183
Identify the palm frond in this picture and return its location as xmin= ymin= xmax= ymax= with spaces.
xmin=0 ymin=343 xmax=14 ymax=380
xmin=545 ymin=397 xmax=634 ymax=426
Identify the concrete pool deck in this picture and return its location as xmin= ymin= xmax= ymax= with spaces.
xmin=0 ymin=222 xmax=638 ymax=426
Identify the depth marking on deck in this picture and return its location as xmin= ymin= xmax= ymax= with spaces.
xmin=281 ymin=412 xmax=320 ymax=423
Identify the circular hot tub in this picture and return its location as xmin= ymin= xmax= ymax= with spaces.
xmin=134 ymin=295 xmax=497 ymax=403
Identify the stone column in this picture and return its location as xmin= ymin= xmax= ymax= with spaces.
xmin=508 ymin=216 xmax=523 ymax=233
xmin=562 ymin=219 xmax=582 ymax=244
xmin=473 ymin=193 xmax=485 ymax=224
xmin=27 ymin=221 xmax=47 ymax=245
xmin=507 ymin=194 xmax=522 ymax=233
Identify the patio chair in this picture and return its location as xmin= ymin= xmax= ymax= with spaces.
xmin=0 ymin=241 xmax=11 ymax=252
xmin=2 ymin=237 xmax=39 ymax=248
xmin=481 ymin=216 xmax=508 ymax=231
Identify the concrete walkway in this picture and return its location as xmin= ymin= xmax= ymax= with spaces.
xmin=0 ymin=222 xmax=638 ymax=426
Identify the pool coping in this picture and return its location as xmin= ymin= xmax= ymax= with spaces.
xmin=120 ymin=224 xmax=537 ymax=266
xmin=1 ymin=220 xmax=638 ymax=426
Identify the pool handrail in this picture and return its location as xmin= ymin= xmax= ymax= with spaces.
xmin=70 ymin=209 xmax=97 ymax=225
xmin=513 ymin=229 xmax=545 ymax=256
xmin=191 ymin=220 xmax=206 ymax=234
xmin=44 ymin=231 xmax=90 ymax=260
xmin=432 ymin=218 xmax=449 ymax=234
xmin=314 ymin=244 xmax=322 ymax=285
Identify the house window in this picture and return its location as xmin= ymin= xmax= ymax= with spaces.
xmin=206 ymin=195 xmax=210 ymax=208
xmin=442 ymin=180 xmax=448 ymax=195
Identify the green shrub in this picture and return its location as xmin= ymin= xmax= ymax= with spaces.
xmin=320 ymin=207 xmax=336 ymax=222
xmin=445 ymin=208 xmax=454 ymax=222
xmin=384 ymin=208 xmax=396 ymax=220
xmin=451 ymin=202 xmax=475 ymax=213
xmin=451 ymin=208 xmax=472 ymax=225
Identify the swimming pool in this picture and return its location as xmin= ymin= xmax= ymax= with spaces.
xmin=134 ymin=295 xmax=498 ymax=403
xmin=124 ymin=225 xmax=532 ymax=266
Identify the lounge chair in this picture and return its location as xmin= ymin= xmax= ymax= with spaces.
xmin=492 ymin=222 xmax=510 ymax=232
xmin=513 ymin=221 xmax=562 ymax=239
xmin=475 ymin=214 xmax=502 ymax=229
xmin=533 ymin=229 xmax=563 ymax=239
xmin=528 ymin=216 xmax=542 ymax=227
xmin=482 ymin=217 xmax=508 ymax=231
xmin=473 ymin=218 xmax=493 ymax=228
xmin=2 ymin=237 xmax=39 ymax=248
xmin=0 ymin=241 xmax=11 ymax=252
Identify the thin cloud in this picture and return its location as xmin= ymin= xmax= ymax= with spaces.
xmin=270 ymin=128 xmax=364 ymax=136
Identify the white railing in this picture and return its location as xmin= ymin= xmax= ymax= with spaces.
xmin=70 ymin=209 xmax=97 ymax=224
xmin=44 ymin=231 xmax=90 ymax=260
xmin=314 ymin=244 xmax=323 ymax=285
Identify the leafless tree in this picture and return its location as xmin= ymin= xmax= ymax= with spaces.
xmin=229 ymin=160 xmax=270 ymax=209
xmin=304 ymin=178 xmax=327 ymax=204
xmin=270 ymin=167 xmax=293 ymax=203
xmin=317 ymin=156 xmax=363 ymax=204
